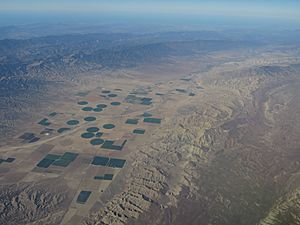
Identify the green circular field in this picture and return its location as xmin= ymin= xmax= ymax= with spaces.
xmin=93 ymin=107 xmax=103 ymax=112
xmin=111 ymin=102 xmax=121 ymax=106
xmin=84 ymin=116 xmax=96 ymax=122
xmin=82 ymin=107 xmax=93 ymax=112
xmin=97 ymin=104 xmax=107 ymax=108
xmin=66 ymin=120 xmax=80 ymax=125
xmin=81 ymin=132 xmax=95 ymax=139
xmin=90 ymin=138 xmax=105 ymax=145
xmin=103 ymin=124 xmax=115 ymax=129
xmin=57 ymin=127 xmax=71 ymax=133
xmin=87 ymin=127 xmax=100 ymax=132
xmin=77 ymin=101 xmax=88 ymax=105
xmin=108 ymin=93 xmax=117 ymax=97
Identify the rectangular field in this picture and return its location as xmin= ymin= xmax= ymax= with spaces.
xmin=143 ymin=118 xmax=162 ymax=124
xmin=76 ymin=191 xmax=92 ymax=204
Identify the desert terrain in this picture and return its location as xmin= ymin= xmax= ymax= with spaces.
xmin=0 ymin=30 xmax=299 ymax=225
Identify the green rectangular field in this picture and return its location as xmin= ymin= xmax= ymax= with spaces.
xmin=52 ymin=159 xmax=70 ymax=167
xmin=76 ymin=191 xmax=92 ymax=204
xmin=61 ymin=152 xmax=79 ymax=161
xmin=133 ymin=129 xmax=145 ymax=134
xmin=29 ymin=137 xmax=40 ymax=143
xmin=52 ymin=152 xmax=78 ymax=167
xmin=104 ymin=174 xmax=114 ymax=180
xmin=143 ymin=118 xmax=162 ymax=124
xmin=107 ymin=158 xmax=126 ymax=168
xmin=125 ymin=119 xmax=139 ymax=125
xmin=91 ymin=156 xmax=109 ymax=166
xmin=45 ymin=154 xmax=61 ymax=160
xmin=101 ymin=140 xmax=127 ymax=151
xmin=94 ymin=174 xmax=114 ymax=180
xmin=19 ymin=132 xmax=35 ymax=140
xmin=36 ymin=158 xmax=55 ymax=168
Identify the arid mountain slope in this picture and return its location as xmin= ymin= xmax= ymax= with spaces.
xmin=81 ymin=62 xmax=300 ymax=225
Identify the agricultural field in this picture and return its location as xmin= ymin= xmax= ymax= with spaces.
xmin=0 ymin=73 xmax=180 ymax=224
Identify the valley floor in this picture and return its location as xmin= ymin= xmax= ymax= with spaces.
xmin=0 ymin=48 xmax=300 ymax=225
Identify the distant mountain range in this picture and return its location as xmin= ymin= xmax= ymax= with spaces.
xmin=0 ymin=32 xmax=260 ymax=96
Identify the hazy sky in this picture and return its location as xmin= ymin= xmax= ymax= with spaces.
xmin=1 ymin=0 xmax=300 ymax=26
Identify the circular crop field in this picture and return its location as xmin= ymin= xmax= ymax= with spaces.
xmin=97 ymin=104 xmax=107 ymax=108
xmin=90 ymin=138 xmax=105 ymax=145
xmin=87 ymin=127 xmax=100 ymax=132
xmin=81 ymin=132 xmax=95 ymax=139
xmin=57 ymin=127 xmax=71 ymax=133
xmin=82 ymin=107 xmax=93 ymax=112
xmin=103 ymin=124 xmax=115 ymax=129
xmin=111 ymin=102 xmax=121 ymax=106
xmin=84 ymin=116 xmax=96 ymax=122
xmin=93 ymin=107 xmax=103 ymax=112
xmin=108 ymin=93 xmax=117 ymax=97
xmin=77 ymin=101 xmax=88 ymax=105
xmin=102 ymin=90 xmax=111 ymax=94
xmin=66 ymin=120 xmax=80 ymax=125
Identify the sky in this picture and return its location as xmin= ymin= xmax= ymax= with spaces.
xmin=0 ymin=0 xmax=300 ymax=27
